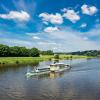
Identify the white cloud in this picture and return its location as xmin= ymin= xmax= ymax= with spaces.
xmin=39 ymin=13 xmax=63 ymax=24
xmin=32 ymin=36 xmax=40 ymax=40
xmin=1 ymin=25 xmax=100 ymax=52
xmin=37 ymin=41 xmax=58 ymax=51
xmin=45 ymin=30 xmax=100 ymax=52
xmin=26 ymin=33 xmax=36 ymax=36
xmin=63 ymin=9 xmax=80 ymax=23
xmin=38 ymin=42 xmax=56 ymax=45
xmin=61 ymin=8 xmax=68 ymax=12
xmin=0 ymin=10 xmax=30 ymax=21
xmin=84 ymin=24 xmax=100 ymax=37
xmin=26 ymin=32 xmax=42 ymax=37
xmin=80 ymin=23 xmax=87 ymax=28
xmin=44 ymin=26 xmax=59 ymax=33
xmin=81 ymin=4 xmax=98 ymax=15
xmin=53 ymin=47 xmax=58 ymax=50
xmin=83 ymin=37 xmax=88 ymax=40
xmin=0 ymin=38 xmax=32 ymax=47
xmin=25 ymin=26 xmax=100 ymax=52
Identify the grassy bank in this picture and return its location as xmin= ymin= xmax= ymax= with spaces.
xmin=59 ymin=55 xmax=93 ymax=59
xmin=0 ymin=55 xmax=93 ymax=66
xmin=0 ymin=55 xmax=53 ymax=65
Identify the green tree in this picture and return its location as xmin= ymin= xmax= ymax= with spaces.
xmin=19 ymin=47 xmax=29 ymax=57
xmin=0 ymin=44 xmax=10 ymax=57
xmin=46 ymin=50 xmax=54 ymax=55
xmin=54 ymin=54 xmax=59 ymax=59
xmin=30 ymin=48 xmax=40 ymax=57
xmin=41 ymin=50 xmax=54 ymax=55
xmin=10 ymin=46 xmax=21 ymax=57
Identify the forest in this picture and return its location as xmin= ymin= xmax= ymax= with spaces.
xmin=0 ymin=44 xmax=54 ymax=57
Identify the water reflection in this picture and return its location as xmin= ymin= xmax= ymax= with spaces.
xmin=49 ymin=72 xmax=64 ymax=79
xmin=0 ymin=61 xmax=39 ymax=74
xmin=53 ymin=59 xmax=59 ymax=63
xmin=28 ymin=68 xmax=71 ymax=79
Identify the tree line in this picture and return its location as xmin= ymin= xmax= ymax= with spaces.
xmin=1 ymin=44 xmax=99 ymax=57
xmin=68 ymin=50 xmax=100 ymax=57
xmin=55 ymin=50 xmax=100 ymax=57
xmin=0 ymin=44 xmax=54 ymax=57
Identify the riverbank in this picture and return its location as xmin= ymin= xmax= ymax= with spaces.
xmin=0 ymin=55 xmax=93 ymax=66
xmin=0 ymin=56 xmax=53 ymax=65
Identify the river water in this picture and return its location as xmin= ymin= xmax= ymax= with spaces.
xmin=0 ymin=58 xmax=100 ymax=100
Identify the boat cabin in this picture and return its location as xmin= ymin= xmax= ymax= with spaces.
xmin=50 ymin=63 xmax=67 ymax=72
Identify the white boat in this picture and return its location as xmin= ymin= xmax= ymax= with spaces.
xmin=26 ymin=63 xmax=70 ymax=77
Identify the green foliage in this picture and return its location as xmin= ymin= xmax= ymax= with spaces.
xmin=40 ymin=50 xmax=54 ymax=55
xmin=54 ymin=54 xmax=59 ymax=59
xmin=0 ymin=44 xmax=40 ymax=57
xmin=30 ymin=48 xmax=40 ymax=57
xmin=0 ymin=44 xmax=10 ymax=57
xmin=10 ymin=46 xmax=20 ymax=57
xmin=0 ymin=44 xmax=55 ymax=57
xmin=19 ymin=47 xmax=30 ymax=57
xmin=68 ymin=50 xmax=100 ymax=57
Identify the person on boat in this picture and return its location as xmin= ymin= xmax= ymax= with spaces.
xmin=35 ymin=68 xmax=39 ymax=72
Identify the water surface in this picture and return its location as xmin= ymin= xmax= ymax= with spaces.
xmin=0 ymin=58 xmax=100 ymax=100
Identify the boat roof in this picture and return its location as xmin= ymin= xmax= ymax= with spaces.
xmin=50 ymin=63 xmax=66 ymax=66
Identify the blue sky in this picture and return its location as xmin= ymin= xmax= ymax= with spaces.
xmin=0 ymin=0 xmax=100 ymax=52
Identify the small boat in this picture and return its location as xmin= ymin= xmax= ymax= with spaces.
xmin=50 ymin=63 xmax=70 ymax=72
xmin=26 ymin=63 xmax=70 ymax=77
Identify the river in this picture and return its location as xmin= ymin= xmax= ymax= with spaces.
xmin=0 ymin=58 xmax=100 ymax=100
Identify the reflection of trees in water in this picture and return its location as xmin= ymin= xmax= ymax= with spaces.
xmin=31 ymin=61 xmax=39 ymax=67
xmin=0 ymin=61 xmax=40 ymax=74
xmin=35 ymin=72 xmax=63 ymax=79
xmin=49 ymin=72 xmax=63 ymax=79
xmin=54 ymin=59 xmax=59 ymax=64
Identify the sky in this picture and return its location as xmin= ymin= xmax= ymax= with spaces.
xmin=0 ymin=0 xmax=100 ymax=52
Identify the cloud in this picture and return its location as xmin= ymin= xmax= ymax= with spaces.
xmin=81 ymin=4 xmax=98 ymax=16
xmin=1 ymin=26 xmax=100 ymax=52
xmin=84 ymin=24 xmax=100 ymax=37
xmin=63 ymin=9 xmax=80 ymax=23
xmin=53 ymin=47 xmax=58 ymax=50
xmin=32 ymin=36 xmax=40 ymax=40
xmin=83 ymin=37 xmax=89 ymax=40
xmin=38 ymin=42 xmax=57 ymax=45
xmin=80 ymin=23 xmax=87 ymax=28
xmin=0 ymin=10 xmax=30 ymax=21
xmin=61 ymin=8 xmax=68 ymax=12
xmin=0 ymin=38 xmax=32 ymax=47
xmin=39 ymin=13 xmax=63 ymax=24
xmin=45 ymin=30 xmax=100 ymax=51
xmin=25 ymin=25 xmax=100 ymax=52
xmin=26 ymin=33 xmax=37 ymax=36
xmin=44 ymin=26 xmax=59 ymax=33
